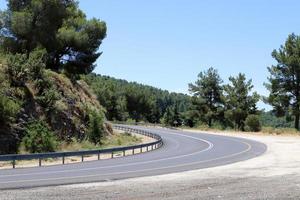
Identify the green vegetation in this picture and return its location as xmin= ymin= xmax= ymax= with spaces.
xmin=102 ymin=132 xmax=142 ymax=148
xmin=0 ymin=0 xmax=106 ymax=77
xmin=265 ymin=33 xmax=300 ymax=130
xmin=224 ymin=73 xmax=260 ymax=131
xmin=59 ymin=132 xmax=142 ymax=152
xmin=162 ymin=103 xmax=183 ymax=127
xmin=22 ymin=120 xmax=58 ymax=153
xmin=188 ymin=67 xmax=224 ymax=127
xmin=245 ymin=115 xmax=261 ymax=132
xmin=185 ymin=68 xmax=260 ymax=131
xmin=259 ymin=111 xmax=293 ymax=128
xmin=83 ymin=74 xmax=191 ymax=124
xmin=87 ymin=109 xmax=105 ymax=145
xmin=0 ymin=94 xmax=20 ymax=125
xmin=0 ymin=0 xmax=109 ymax=154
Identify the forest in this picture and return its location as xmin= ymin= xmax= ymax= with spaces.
xmin=83 ymin=69 xmax=297 ymax=133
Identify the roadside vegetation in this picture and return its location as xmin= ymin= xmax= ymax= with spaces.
xmin=18 ymin=131 xmax=142 ymax=154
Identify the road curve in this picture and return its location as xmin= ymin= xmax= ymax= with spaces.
xmin=0 ymin=126 xmax=267 ymax=189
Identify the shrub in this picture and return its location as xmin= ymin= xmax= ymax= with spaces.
xmin=22 ymin=120 xmax=58 ymax=153
xmin=245 ymin=115 xmax=261 ymax=132
xmin=0 ymin=94 xmax=20 ymax=124
xmin=6 ymin=48 xmax=47 ymax=87
xmin=6 ymin=53 xmax=28 ymax=87
xmin=35 ymin=86 xmax=60 ymax=110
xmin=87 ymin=109 xmax=105 ymax=144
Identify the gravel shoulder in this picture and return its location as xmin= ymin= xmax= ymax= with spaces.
xmin=1 ymin=130 xmax=300 ymax=200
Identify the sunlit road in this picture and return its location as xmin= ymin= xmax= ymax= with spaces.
xmin=0 ymin=126 xmax=266 ymax=190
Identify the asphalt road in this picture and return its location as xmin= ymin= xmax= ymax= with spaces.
xmin=0 ymin=126 xmax=267 ymax=190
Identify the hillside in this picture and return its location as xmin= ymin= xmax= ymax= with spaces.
xmin=83 ymin=73 xmax=191 ymax=124
xmin=0 ymin=58 xmax=110 ymax=154
xmin=0 ymin=0 xmax=109 ymax=154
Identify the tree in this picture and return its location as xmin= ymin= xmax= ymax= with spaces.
xmin=83 ymin=74 xmax=191 ymax=124
xmin=22 ymin=120 xmax=58 ymax=153
xmin=224 ymin=73 xmax=260 ymax=130
xmin=88 ymin=109 xmax=105 ymax=145
xmin=188 ymin=67 xmax=224 ymax=127
xmin=245 ymin=115 xmax=261 ymax=132
xmin=162 ymin=104 xmax=182 ymax=127
xmin=0 ymin=0 xmax=106 ymax=76
xmin=265 ymin=33 xmax=300 ymax=130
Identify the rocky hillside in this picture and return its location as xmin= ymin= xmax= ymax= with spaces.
xmin=0 ymin=58 xmax=110 ymax=154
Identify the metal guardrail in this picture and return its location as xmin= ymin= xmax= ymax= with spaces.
xmin=0 ymin=125 xmax=163 ymax=169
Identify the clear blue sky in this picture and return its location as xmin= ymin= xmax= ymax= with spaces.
xmin=2 ymin=1 xmax=300 ymax=109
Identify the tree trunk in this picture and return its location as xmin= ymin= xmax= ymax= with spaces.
xmin=208 ymin=118 xmax=212 ymax=127
xmin=295 ymin=110 xmax=300 ymax=130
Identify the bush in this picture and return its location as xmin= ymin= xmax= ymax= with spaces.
xmin=6 ymin=48 xmax=46 ymax=87
xmin=35 ymin=86 xmax=60 ymax=110
xmin=22 ymin=120 xmax=58 ymax=153
xmin=245 ymin=115 xmax=261 ymax=132
xmin=6 ymin=53 xmax=28 ymax=87
xmin=0 ymin=94 xmax=20 ymax=124
xmin=87 ymin=109 xmax=105 ymax=144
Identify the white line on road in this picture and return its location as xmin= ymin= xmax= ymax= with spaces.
xmin=0 ymin=131 xmax=213 ymax=178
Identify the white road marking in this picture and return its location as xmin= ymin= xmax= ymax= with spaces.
xmin=0 ymin=138 xmax=252 ymax=185
xmin=0 ymin=131 xmax=213 ymax=178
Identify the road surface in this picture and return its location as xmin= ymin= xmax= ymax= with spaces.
xmin=0 ymin=126 xmax=266 ymax=190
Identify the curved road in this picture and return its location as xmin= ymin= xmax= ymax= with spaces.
xmin=0 ymin=126 xmax=267 ymax=190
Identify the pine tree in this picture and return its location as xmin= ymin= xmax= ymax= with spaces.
xmin=188 ymin=67 xmax=224 ymax=127
xmin=224 ymin=73 xmax=260 ymax=130
xmin=265 ymin=33 xmax=300 ymax=130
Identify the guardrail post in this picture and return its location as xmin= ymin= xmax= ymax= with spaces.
xmin=98 ymin=152 xmax=100 ymax=160
xmin=147 ymin=146 xmax=149 ymax=152
xmin=111 ymin=151 xmax=114 ymax=158
xmin=140 ymin=146 xmax=142 ymax=153
xmin=81 ymin=155 xmax=84 ymax=162
xmin=123 ymin=150 xmax=125 ymax=156
xmin=132 ymin=148 xmax=135 ymax=155
xmin=12 ymin=159 xmax=15 ymax=169
xmin=62 ymin=155 xmax=65 ymax=165
xmin=39 ymin=158 xmax=42 ymax=167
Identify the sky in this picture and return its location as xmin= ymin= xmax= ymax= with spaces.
xmin=2 ymin=1 xmax=300 ymax=110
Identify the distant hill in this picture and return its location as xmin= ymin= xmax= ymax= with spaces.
xmin=83 ymin=73 xmax=191 ymax=123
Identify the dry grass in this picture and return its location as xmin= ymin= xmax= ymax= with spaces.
xmin=182 ymin=126 xmax=300 ymax=136
xmin=261 ymin=127 xmax=299 ymax=136
xmin=0 ymin=131 xmax=146 ymax=169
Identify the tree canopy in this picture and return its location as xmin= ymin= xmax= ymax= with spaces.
xmin=0 ymin=0 xmax=107 ymax=75
xmin=83 ymin=74 xmax=191 ymax=123
xmin=188 ymin=67 xmax=224 ymax=127
xmin=265 ymin=33 xmax=300 ymax=130
xmin=224 ymin=73 xmax=260 ymax=130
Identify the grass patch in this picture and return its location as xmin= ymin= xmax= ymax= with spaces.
xmin=182 ymin=125 xmax=300 ymax=136
xmin=18 ymin=132 xmax=143 ymax=154
xmin=58 ymin=132 xmax=142 ymax=152
xmin=261 ymin=127 xmax=299 ymax=135
xmin=102 ymin=132 xmax=142 ymax=148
